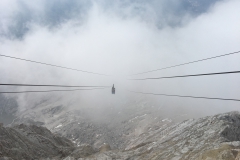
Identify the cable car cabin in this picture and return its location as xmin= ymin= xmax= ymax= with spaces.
xmin=112 ymin=84 xmax=115 ymax=94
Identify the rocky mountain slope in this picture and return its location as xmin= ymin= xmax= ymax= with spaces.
xmin=63 ymin=111 xmax=240 ymax=160
xmin=3 ymin=110 xmax=240 ymax=159
xmin=0 ymin=124 xmax=74 ymax=160
xmin=11 ymin=96 xmax=182 ymax=150
xmin=2 ymin=94 xmax=240 ymax=159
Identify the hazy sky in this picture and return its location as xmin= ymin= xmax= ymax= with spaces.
xmin=0 ymin=0 xmax=239 ymax=116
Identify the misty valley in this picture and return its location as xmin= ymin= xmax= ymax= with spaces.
xmin=0 ymin=0 xmax=240 ymax=159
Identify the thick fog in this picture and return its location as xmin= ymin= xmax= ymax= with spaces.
xmin=0 ymin=0 xmax=240 ymax=119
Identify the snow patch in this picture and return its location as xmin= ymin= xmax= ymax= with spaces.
xmin=129 ymin=114 xmax=147 ymax=122
xmin=55 ymin=124 xmax=62 ymax=128
xmin=162 ymin=118 xmax=172 ymax=122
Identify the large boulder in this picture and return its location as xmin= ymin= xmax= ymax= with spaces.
xmin=70 ymin=144 xmax=96 ymax=159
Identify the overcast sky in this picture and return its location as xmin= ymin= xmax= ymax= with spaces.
xmin=0 ymin=0 xmax=239 ymax=117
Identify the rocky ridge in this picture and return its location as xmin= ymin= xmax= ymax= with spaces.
xmin=64 ymin=111 xmax=240 ymax=160
xmin=0 ymin=124 xmax=74 ymax=160
xmin=2 ymin=112 xmax=240 ymax=159
xmin=11 ymin=95 xmax=188 ymax=150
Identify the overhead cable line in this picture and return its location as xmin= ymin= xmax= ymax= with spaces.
xmin=0 ymin=83 xmax=111 ymax=88
xmin=128 ymin=90 xmax=240 ymax=102
xmin=0 ymin=87 xmax=108 ymax=94
xmin=129 ymin=70 xmax=240 ymax=80
xmin=129 ymin=50 xmax=240 ymax=76
xmin=0 ymin=54 xmax=110 ymax=76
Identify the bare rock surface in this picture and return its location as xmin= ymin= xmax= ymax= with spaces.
xmin=12 ymin=97 xmax=179 ymax=150
xmin=0 ymin=124 xmax=74 ymax=160
xmin=3 ymin=111 xmax=240 ymax=159
xmin=64 ymin=111 xmax=240 ymax=160
xmin=69 ymin=144 xmax=96 ymax=159
xmin=6 ymin=95 xmax=240 ymax=159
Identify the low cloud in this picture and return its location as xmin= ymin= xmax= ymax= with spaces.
xmin=0 ymin=0 xmax=239 ymax=118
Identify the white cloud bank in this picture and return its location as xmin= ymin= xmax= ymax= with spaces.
xmin=0 ymin=0 xmax=239 ymax=117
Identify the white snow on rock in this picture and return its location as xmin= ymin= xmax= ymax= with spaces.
xmin=55 ymin=124 xmax=62 ymax=128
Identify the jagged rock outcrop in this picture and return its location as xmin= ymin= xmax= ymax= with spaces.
xmin=5 ymin=107 xmax=240 ymax=159
xmin=12 ymin=97 xmax=178 ymax=150
xmin=0 ymin=124 xmax=74 ymax=160
xmin=66 ymin=111 xmax=240 ymax=160
xmin=69 ymin=144 xmax=96 ymax=159
xmin=99 ymin=143 xmax=111 ymax=152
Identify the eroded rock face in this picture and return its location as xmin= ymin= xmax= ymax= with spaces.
xmin=4 ymin=110 xmax=240 ymax=159
xmin=13 ymin=98 xmax=179 ymax=150
xmin=0 ymin=157 xmax=13 ymax=160
xmin=0 ymin=124 xmax=74 ymax=160
xmin=70 ymin=144 xmax=96 ymax=159
xmin=99 ymin=143 xmax=111 ymax=152
xmin=66 ymin=111 xmax=240 ymax=160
